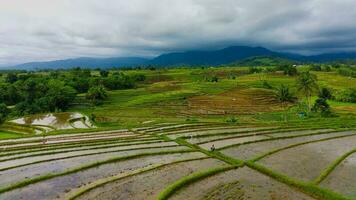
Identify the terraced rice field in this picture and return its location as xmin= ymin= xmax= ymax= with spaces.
xmin=0 ymin=123 xmax=355 ymax=200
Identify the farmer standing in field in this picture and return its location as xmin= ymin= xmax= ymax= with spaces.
xmin=210 ymin=144 xmax=215 ymax=151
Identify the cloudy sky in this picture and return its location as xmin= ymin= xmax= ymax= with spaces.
xmin=1 ymin=0 xmax=356 ymax=65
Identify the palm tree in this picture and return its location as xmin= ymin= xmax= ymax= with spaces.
xmin=296 ymin=72 xmax=318 ymax=110
xmin=276 ymin=84 xmax=295 ymax=121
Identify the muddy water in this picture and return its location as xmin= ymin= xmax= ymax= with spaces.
xmin=199 ymin=135 xmax=269 ymax=150
xmin=1 ymin=152 xmax=206 ymax=200
xmin=222 ymin=130 xmax=354 ymax=160
xmin=0 ymin=137 xmax=161 ymax=158
xmin=320 ymin=153 xmax=356 ymax=198
xmin=10 ymin=112 xmax=94 ymax=131
xmin=0 ymin=134 xmax=142 ymax=149
xmin=266 ymin=129 xmax=334 ymax=138
xmin=185 ymin=129 xmax=281 ymax=144
xmin=0 ymin=146 xmax=189 ymax=188
xmin=162 ymin=125 xmax=245 ymax=135
xmin=258 ymin=133 xmax=356 ymax=181
xmin=0 ymin=141 xmax=176 ymax=165
xmin=171 ymin=167 xmax=314 ymax=200
xmin=170 ymin=127 xmax=270 ymax=139
xmin=0 ymin=129 xmax=130 ymax=145
xmin=187 ymin=129 xmax=327 ymax=144
xmin=77 ymin=158 xmax=227 ymax=200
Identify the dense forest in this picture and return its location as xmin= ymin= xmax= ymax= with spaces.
xmin=0 ymin=67 xmax=145 ymax=122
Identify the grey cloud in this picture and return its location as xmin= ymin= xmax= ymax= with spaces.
xmin=1 ymin=0 xmax=356 ymax=65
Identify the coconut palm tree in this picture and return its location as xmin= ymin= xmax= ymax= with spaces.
xmin=276 ymin=84 xmax=295 ymax=121
xmin=296 ymin=72 xmax=318 ymax=110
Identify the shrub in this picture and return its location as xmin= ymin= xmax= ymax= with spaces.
xmin=335 ymin=88 xmax=356 ymax=103
xmin=248 ymin=67 xmax=262 ymax=74
xmin=99 ymin=70 xmax=109 ymax=77
xmin=86 ymin=85 xmax=108 ymax=105
xmin=318 ymin=88 xmax=333 ymax=100
xmin=262 ymin=80 xmax=273 ymax=89
xmin=0 ymin=103 xmax=10 ymax=124
xmin=310 ymin=65 xmax=322 ymax=71
xmin=276 ymin=65 xmax=298 ymax=76
xmin=225 ymin=116 xmax=238 ymax=123
xmin=312 ymin=98 xmax=332 ymax=117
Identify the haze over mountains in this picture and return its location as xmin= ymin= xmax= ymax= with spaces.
xmin=7 ymin=46 xmax=356 ymax=70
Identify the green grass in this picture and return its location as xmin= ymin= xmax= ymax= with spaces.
xmin=0 ymin=131 xmax=23 ymax=140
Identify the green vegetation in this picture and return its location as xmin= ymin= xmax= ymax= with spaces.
xmin=296 ymin=71 xmax=319 ymax=110
xmin=0 ymin=63 xmax=355 ymax=200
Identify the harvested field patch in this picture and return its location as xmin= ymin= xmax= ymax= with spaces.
xmin=184 ymin=88 xmax=282 ymax=115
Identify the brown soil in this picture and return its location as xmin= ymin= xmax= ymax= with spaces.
xmin=183 ymin=88 xmax=282 ymax=115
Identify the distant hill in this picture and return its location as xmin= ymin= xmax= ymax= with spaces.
xmin=232 ymin=56 xmax=295 ymax=66
xmin=6 ymin=45 xmax=356 ymax=70
xmin=12 ymin=57 xmax=148 ymax=70
xmin=149 ymin=46 xmax=280 ymax=66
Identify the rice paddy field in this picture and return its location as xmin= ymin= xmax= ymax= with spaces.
xmin=0 ymin=67 xmax=355 ymax=199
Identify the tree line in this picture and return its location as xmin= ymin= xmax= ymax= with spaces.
xmin=0 ymin=68 xmax=145 ymax=123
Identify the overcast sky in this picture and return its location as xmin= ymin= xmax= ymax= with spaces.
xmin=1 ymin=0 xmax=356 ymax=65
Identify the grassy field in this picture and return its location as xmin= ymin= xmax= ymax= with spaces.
xmin=63 ymin=67 xmax=356 ymax=129
xmin=0 ymin=66 xmax=355 ymax=199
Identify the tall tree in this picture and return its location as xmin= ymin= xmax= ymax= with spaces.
xmin=0 ymin=103 xmax=10 ymax=124
xmin=296 ymin=72 xmax=318 ymax=110
xmin=275 ymin=84 xmax=296 ymax=121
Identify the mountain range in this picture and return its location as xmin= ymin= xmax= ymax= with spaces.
xmin=6 ymin=46 xmax=356 ymax=70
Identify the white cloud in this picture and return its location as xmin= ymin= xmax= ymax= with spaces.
xmin=0 ymin=0 xmax=356 ymax=65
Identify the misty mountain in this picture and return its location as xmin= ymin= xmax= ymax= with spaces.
xmin=11 ymin=57 xmax=149 ymax=70
xmin=149 ymin=46 xmax=280 ymax=66
xmin=6 ymin=46 xmax=356 ymax=70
